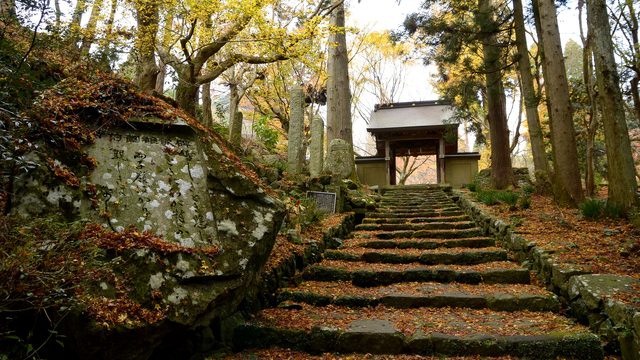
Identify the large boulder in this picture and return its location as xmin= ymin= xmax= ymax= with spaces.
xmin=7 ymin=78 xmax=285 ymax=359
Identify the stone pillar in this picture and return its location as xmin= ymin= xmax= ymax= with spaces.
xmin=309 ymin=115 xmax=324 ymax=177
xmin=287 ymin=85 xmax=305 ymax=175
xmin=229 ymin=112 xmax=243 ymax=145
xmin=324 ymin=139 xmax=354 ymax=180
xmin=438 ymin=138 xmax=445 ymax=184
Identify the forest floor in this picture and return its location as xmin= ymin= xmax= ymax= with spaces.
xmin=461 ymin=187 xmax=640 ymax=305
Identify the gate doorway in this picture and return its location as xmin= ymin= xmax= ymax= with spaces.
xmin=396 ymin=155 xmax=437 ymax=185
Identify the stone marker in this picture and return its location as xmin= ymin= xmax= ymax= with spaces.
xmin=287 ymin=85 xmax=304 ymax=175
xmin=323 ymin=138 xmax=354 ymax=180
xmin=309 ymin=115 xmax=324 ymax=177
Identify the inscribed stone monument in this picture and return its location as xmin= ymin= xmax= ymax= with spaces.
xmin=324 ymin=138 xmax=354 ymax=180
xmin=10 ymin=114 xmax=286 ymax=357
xmin=309 ymin=115 xmax=324 ymax=177
xmin=85 ymin=120 xmax=217 ymax=247
xmin=287 ymin=85 xmax=304 ymax=175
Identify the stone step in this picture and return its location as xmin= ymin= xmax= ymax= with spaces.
xmin=301 ymin=260 xmax=530 ymax=286
xmin=278 ymin=281 xmax=561 ymax=312
xmin=378 ymin=198 xmax=452 ymax=204
xmin=234 ymin=304 xmax=602 ymax=358
xmin=226 ymin=348 xmax=525 ymax=359
xmin=362 ymin=215 xmax=471 ymax=224
xmin=345 ymin=237 xmax=496 ymax=250
xmin=376 ymin=206 xmax=461 ymax=213
xmin=324 ymin=247 xmax=508 ymax=265
xmin=355 ymin=222 xmax=476 ymax=232
xmin=354 ymin=228 xmax=484 ymax=240
xmin=367 ymin=210 xmax=466 ymax=218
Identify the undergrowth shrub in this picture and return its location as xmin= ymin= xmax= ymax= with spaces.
xmin=604 ymin=202 xmax=625 ymax=219
xmin=476 ymin=190 xmax=498 ymax=205
xmin=465 ymin=182 xmax=478 ymax=192
xmin=518 ymin=195 xmax=531 ymax=209
xmin=522 ymin=184 xmax=535 ymax=196
xmin=495 ymin=191 xmax=519 ymax=208
xmin=580 ymin=198 xmax=604 ymax=220
xmin=0 ymin=216 xmax=101 ymax=359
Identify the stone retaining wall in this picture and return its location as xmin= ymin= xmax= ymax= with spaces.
xmin=217 ymin=213 xmax=358 ymax=346
xmin=453 ymin=190 xmax=640 ymax=359
xmin=251 ymin=213 xmax=357 ymax=309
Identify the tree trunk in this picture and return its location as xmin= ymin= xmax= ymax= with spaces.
xmin=54 ymin=0 xmax=62 ymax=28
xmin=175 ymin=80 xmax=199 ymax=116
xmin=133 ymin=0 xmax=160 ymax=93
xmin=326 ymin=1 xmax=353 ymax=146
xmin=478 ymin=0 xmax=512 ymax=189
xmin=69 ymin=0 xmax=87 ymax=46
xmin=0 ymin=0 xmax=15 ymax=19
xmin=79 ymin=0 xmax=104 ymax=57
xmin=624 ymin=0 xmax=640 ymax=123
xmin=513 ymin=0 xmax=550 ymax=190
xmin=588 ymin=0 xmax=638 ymax=211
xmin=229 ymin=112 xmax=243 ymax=146
xmin=155 ymin=11 xmax=174 ymax=94
xmin=202 ymin=82 xmax=213 ymax=128
xmin=98 ymin=0 xmax=118 ymax=67
xmin=535 ymin=0 xmax=584 ymax=205
xmin=578 ymin=1 xmax=598 ymax=198
xmin=228 ymin=82 xmax=240 ymax=138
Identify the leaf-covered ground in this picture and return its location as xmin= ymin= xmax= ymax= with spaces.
xmin=280 ymin=280 xmax=551 ymax=298
xmin=466 ymin=189 xmax=640 ymax=305
xmin=311 ymin=259 xmax=522 ymax=272
xmin=265 ymin=213 xmax=349 ymax=271
xmin=222 ymin=348 xmax=523 ymax=359
xmin=251 ymin=303 xmax=590 ymax=336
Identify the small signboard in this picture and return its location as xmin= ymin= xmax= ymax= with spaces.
xmin=306 ymin=191 xmax=337 ymax=214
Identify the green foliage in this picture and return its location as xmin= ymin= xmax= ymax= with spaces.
xmin=580 ymin=198 xmax=605 ymax=220
xmin=522 ymin=184 xmax=535 ymax=196
xmin=518 ymin=195 xmax=531 ymax=210
xmin=476 ymin=190 xmax=498 ymax=205
xmin=252 ymin=116 xmax=279 ymax=152
xmin=476 ymin=189 xmax=522 ymax=210
xmin=579 ymin=199 xmax=624 ymax=220
xmin=495 ymin=191 xmax=519 ymax=208
xmin=604 ymin=202 xmax=625 ymax=219
xmin=283 ymin=191 xmax=326 ymax=236
xmin=465 ymin=181 xmax=478 ymax=192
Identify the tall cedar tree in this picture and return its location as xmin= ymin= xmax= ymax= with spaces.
xmin=405 ymin=0 xmax=513 ymax=189
xmin=513 ymin=0 xmax=550 ymax=190
xmin=326 ymin=1 xmax=354 ymax=146
xmin=587 ymin=0 xmax=638 ymax=211
xmin=533 ymin=0 xmax=584 ymax=205
xmin=477 ymin=0 xmax=513 ymax=189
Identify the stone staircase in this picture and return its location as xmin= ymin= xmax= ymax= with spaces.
xmin=233 ymin=186 xmax=604 ymax=359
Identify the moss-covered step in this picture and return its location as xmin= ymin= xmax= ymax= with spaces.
xmin=377 ymin=203 xmax=460 ymax=213
xmin=301 ymin=260 xmax=531 ymax=286
xmin=278 ymin=281 xmax=561 ymax=312
xmin=362 ymin=215 xmax=471 ymax=224
xmin=223 ymin=347 xmax=525 ymax=359
xmin=355 ymin=222 xmax=476 ymax=232
xmin=324 ymin=247 xmax=507 ymax=265
xmin=366 ymin=210 xmax=466 ymax=218
xmin=377 ymin=200 xmax=453 ymax=206
xmin=232 ymin=304 xmax=602 ymax=359
xmin=355 ymin=228 xmax=484 ymax=240
xmin=343 ymin=237 xmax=496 ymax=250
xmin=377 ymin=200 xmax=456 ymax=205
